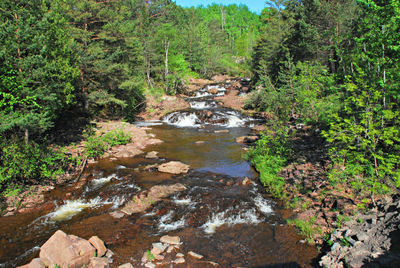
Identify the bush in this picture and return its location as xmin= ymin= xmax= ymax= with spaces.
xmin=0 ymin=139 xmax=66 ymax=188
xmin=84 ymin=129 xmax=132 ymax=159
xmin=247 ymin=127 xmax=292 ymax=198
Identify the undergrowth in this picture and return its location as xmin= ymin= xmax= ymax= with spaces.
xmin=84 ymin=128 xmax=132 ymax=159
xmin=247 ymin=126 xmax=292 ymax=198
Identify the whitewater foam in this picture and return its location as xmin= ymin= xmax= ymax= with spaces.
xmin=201 ymin=208 xmax=262 ymax=234
xmin=157 ymin=210 xmax=186 ymax=232
xmin=48 ymin=197 xmax=105 ymax=221
xmin=253 ymin=194 xmax=273 ymax=215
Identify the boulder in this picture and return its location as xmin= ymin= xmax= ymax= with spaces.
xmin=89 ymin=257 xmax=109 ymax=268
xmin=145 ymin=151 xmax=159 ymax=159
xmin=89 ymin=236 xmax=107 ymax=257
xmin=160 ymin=235 xmax=181 ymax=245
xmin=18 ymin=258 xmax=45 ymax=268
xmin=39 ymin=230 xmax=96 ymax=268
xmin=157 ymin=161 xmax=190 ymax=174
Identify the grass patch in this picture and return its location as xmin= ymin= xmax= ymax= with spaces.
xmin=287 ymin=216 xmax=319 ymax=243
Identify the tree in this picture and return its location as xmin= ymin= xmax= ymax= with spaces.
xmin=0 ymin=0 xmax=79 ymax=142
xmin=325 ymin=0 xmax=400 ymax=194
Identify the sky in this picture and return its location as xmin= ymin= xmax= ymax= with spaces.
xmin=174 ymin=0 xmax=266 ymax=14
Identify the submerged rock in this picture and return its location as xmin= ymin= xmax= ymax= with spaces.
xmin=121 ymin=184 xmax=186 ymax=215
xmin=145 ymin=151 xmax=159 ymax=159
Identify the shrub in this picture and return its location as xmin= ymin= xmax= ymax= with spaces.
xmin=84 ymin=128 xmax=132 ymax=159
xmin=247 ymin=127 xmax=292 ymax=198
xmin=0 ymin=139 xmax=66 ymax=188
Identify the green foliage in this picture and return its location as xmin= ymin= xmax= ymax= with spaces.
xmin=287 ymin=216 xmax=318 ymax=243
xmin=247 ymin=127 xmax=292 ymax=198
xmin=146 ymin=250 xmax=156 ymax=261
xmin=0 ymin=139 xmax=67 ymax=188
xmin=84 ymin=129 xmax=132 ymax=159
xmin=248 ymin=60 xmax=340 ymax=125
xmin=0 ymin=0 xmax=79 ymax=140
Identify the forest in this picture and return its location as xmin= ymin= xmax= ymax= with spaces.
xmin=0 ymin=0 xmax=399 ymax=203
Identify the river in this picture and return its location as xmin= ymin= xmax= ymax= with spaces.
xmin=0 ymin=81 xmax=318 ymax=267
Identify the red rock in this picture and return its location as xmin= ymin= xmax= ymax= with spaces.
xmin=39 ymin=230 xmax=96 ymax=268
xmin=89 ymin=257 xmax=109 ymax=268
xmin=18 ymin=258 xmax=45 ymax=268
xmin=89 ymin=236 xmax=107 ymax=257
xmin=157 ymin=161 xmax=190 ymax=174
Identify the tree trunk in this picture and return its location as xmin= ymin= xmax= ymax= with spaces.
xmin=24 ymin=128 xmax=29 ymax=145
xmin=165 ymin=40 xmax=169 ymax=79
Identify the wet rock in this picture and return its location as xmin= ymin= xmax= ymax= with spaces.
xmin=105 ymin=249 xmax=113 ymax=259
xmin=141 ymin=252 xmax=148 ymax=263
xmin=145 ymin=151 xmax=159 ymax=159
xmin=118 ymin=264 xmax=134 ymax=268
xmin=121 ymin=184 xmax=186 ymax=215
xmin=89 ymin=257 xmax=109 ymax=268
xmin=188 ymin=251 xmax=204 ymax=260
xmin=176 ymin=253 xmax=184 ymax=258
xmin=152 ymin=242 xmax=167 ymax=253
xmin=151 ymin=246 xmax=164 ymax=259
xmin=160 ymin=235 xmax=181 ymax=245
xmin=195 ymin=141 xmax=205 ymax=145
xmin=89 ymin=236 xmax=107 ymax=257
xmin=109 ymin=211 xmax=125 ymax=219
xmin=242 ymin=177 xmax=252 ymax=186
xmin=207 ymin=88 xmax=219 ymax=95
xmin=145 ymin=263 xmax=156 ymax=268
xmin=214 ymin=130 xmax=229 ymax=133
xmin=236 ymin=136 xmax=258 ymax=144
xmin=18 ymin=258 xmax=45 ymax=268
xmin=157 ymin=161 xmax=190 ymax=174
xmin=251 ymin=125 xmax=266 ymax=134
xmin=167 ymin=246 xmax=176 ymax=253
xmin=39 ymin=230 xmax=96 ymax=268
xmin=174 ymin=258 xmax=185 ymax=264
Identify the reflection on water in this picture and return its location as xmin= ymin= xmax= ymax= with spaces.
xmin=149 ymin=125 xmax=257 ymax=178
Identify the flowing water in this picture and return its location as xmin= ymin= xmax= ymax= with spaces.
xmin=0 ymin=81 xmax=318 ymax=267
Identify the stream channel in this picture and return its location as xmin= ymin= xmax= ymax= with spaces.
xmin=0 ymin=82 xmax=319 ymax=267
